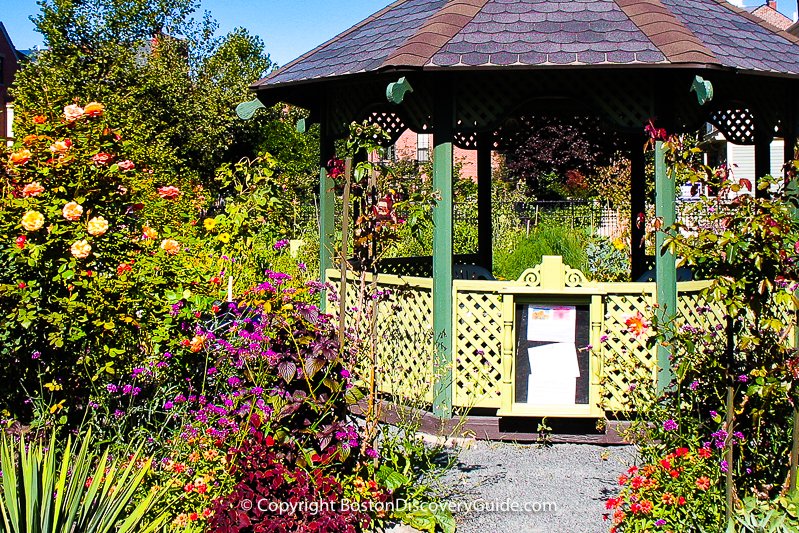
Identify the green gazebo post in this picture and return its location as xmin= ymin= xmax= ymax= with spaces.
xmin=654 ymin=140 xmax=677 ymax=392
xmin=318 ymin=105 xmax=336 ymax=309
xmin=432 ymin=84 xmax=454 ymax=418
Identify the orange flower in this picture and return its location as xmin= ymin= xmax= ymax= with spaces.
xmin=662 ymin=492 xmax=676 ymax=505
xmin=160 ymin=238 xmax=180 ymax=255
xmin=189 ymin=335 xmax=205 ymax=352
xmin=70 ymin=240 xmax=92 ymax=259
xmin=22 ymin=134 xmax=39 ymax=145
xmin=22 ymin=182 xmax=45 ymax=197
xmin=62 ymin=201 xmax=84 ymax=222
xmin=64 ymin=104 xmax=84 ymax=122
xmin=21 ymin=210 xmax=45 ymax=232
xmin=142 ymin=226 xmax=158 ymax=240
xmin=9 ymin=149 xmax=32 ymax=166
xmin=87 ymin=216 xmax=109 ymax=237
xmin=116 ymin=263 xmax=132 ymax=276
xmin=625 ymin=312 xmax=650 ymax=338
xmin=50 ymin=139 xmax=72 ymax=153
xmin=33 ymin=115 xmax=47 ymax=124
xmin=84 ymin=102 xmax=104 ymax=117
xmin=157 ymin=186 xmax=181 ymax=200
xmin=696 ymin=476 xmax=711 ymax=491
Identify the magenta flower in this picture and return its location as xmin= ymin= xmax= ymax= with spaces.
xmin=663 ymin=419 xmax=678 ymax=431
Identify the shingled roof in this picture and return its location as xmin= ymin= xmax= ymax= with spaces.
xmin=254 ymin=0 xmax=799 ymax=88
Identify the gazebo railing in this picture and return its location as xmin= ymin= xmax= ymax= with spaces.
xmin=326 ymin=257 xmax=786 ymax=417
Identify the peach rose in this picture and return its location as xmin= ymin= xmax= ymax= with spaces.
xmin=21 ymin=210 xmax=44 ymax=232
xmin=87 ymin=216 xmax=109 ymax=237
xmin=22 ymin=182 xmax=45 ymax=197
xmin=70 ymin=240 xmax=92 ymax=259
xmin=64 ymin=104 xmax=84 ymax=122
xmin=142 ymin=226 xmax=158 ymax=240
xmin=9 ymin=149 xmax=32 ymax=166
xmin=84 ymin=102 xmax=104 ymax=117
xmin=62 ymin=201 xmax=84 ymax=222
xmin=157 ymin=186 xmax=181 ymax=200
xmin=50 ymin=139 xmax=72 ymax=153
xmin=160 ymin=238 xmax=180 ymax=255
xmin=117 ymin=160 xmax=135 ymax=171
xmin=92 ymin=152 xmax=114 ymax=166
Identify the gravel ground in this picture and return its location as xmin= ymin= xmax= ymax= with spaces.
xmin=439 ymin=442 xmax=637 ymax=533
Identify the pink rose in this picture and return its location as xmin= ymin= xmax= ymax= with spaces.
xmin=92 ymin=152 xmax=114 ymax=166
xmin=117 ymin=160 xmax=135 ymax=171
xmin=157 ymin=186 xmax=181 ymax=200
xmin=64 ymin=104 xmax=84 ymax=122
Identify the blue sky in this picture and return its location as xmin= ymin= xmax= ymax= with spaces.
xmin=3 ymin=0 xmax=798 ymax=66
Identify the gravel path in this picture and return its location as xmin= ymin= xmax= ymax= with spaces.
xmin=440 ymin=442 xmax=637 ymax=533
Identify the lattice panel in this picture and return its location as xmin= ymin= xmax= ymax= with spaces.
xmin=678 ymin=293 xmax=725 ymax=334
xmin=366 ymin=111 xmax=407 ymax=146
xmin=454 ymin=131 xmax=478 ymax=150
xmin=377 ymin=257 xmax=433 ymax=278
xmin=453 ymin=291 xmax=503 ymax=408
xmin=602 ymin=293 xmax=657 ymax=412
xmin=708 ymin=108 xmax=757 ymax=146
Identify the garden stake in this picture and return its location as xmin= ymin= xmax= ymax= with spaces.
xmin=338 ymin=158 xmax=353 ymax=354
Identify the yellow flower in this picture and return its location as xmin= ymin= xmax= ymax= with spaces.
xmin=160 ymin=238 xmax=180 ymax=255
xmin=203 ymin=218 xmax=217 ymax=231
xmin=87 ymin=216 xmax=109 ymax=237
xmin=84 ymin=102 xmax=104 ymax=117
xmin=142 ymin=226 xmax=158 ymax=240
xmin=62 ymin=201 xmax=84 ymax=222
xmin=70 ymin=240 xmax=92 ymax=259
xmin=217 ymin=232 xmax=230 ymax=243
xmin=9 ymin=149 xmax=32 ymax=166
xmin=21 ymin=210 xmax=45 ymax=232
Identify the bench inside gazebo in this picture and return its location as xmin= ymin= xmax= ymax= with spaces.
xmin=242 ymin=0 xmax=799 ymax=440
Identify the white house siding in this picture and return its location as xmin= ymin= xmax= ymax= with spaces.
xmin=726 ymin=139 xmax=787 ymax=195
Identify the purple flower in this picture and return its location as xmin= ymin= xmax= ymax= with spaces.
xmin=720 ymin=460 xmax=729 ymax=472
xmin=163 ymin=401 xmax=174 ymax=410
xmin=298 ymin=262 xmax=307 ymax=272
xmin=710 ymin=410 xmax=719 ymax=419
xmin=227 ymin=376 xmax=242 ymax=388
xmin=365 ymin=448 xmax=378 ymax=458
xmin=655 ymin=519 xmax=666 ymax=527
xmin=340 ymin=369 xmax=351 ymax=379
xmin=31 ymin=351 xmax=41 ymax=360
xmin=207 ymin=367 xmax=217 ymax=376
xmin=600 ymin=335 xmax=609 ymax=343
xmin=738 ymin=374 xmax=748 ymax=383
xmin=663 ymin=419 xmax=678 ymax=431
xmin=273 ymin=239 xmax=289 ymax=250
xmin=106 ymin=384 xmax=118 ymax=393
xmin=113 ymin=409 xmax=125 ymax=418
xmin=122 ymin=384 xmax=133 ymax=394
xmin=88 ymin=401 xmax=100 ymax=409
xmin=689 ymin=380 xmax=699 ymax=390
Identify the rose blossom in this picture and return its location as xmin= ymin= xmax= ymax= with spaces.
xmin=83 ymin=102 xmax=104 ymax=117
xmin=62 ymin=201 xmax=84 ymax=222
xmin=70 ymin=240 xmax=92 ymax=259
xmin=21 ymin=211 xmax=44 ymax=232
xmin=15 ymin=236 xmax=26 ymax=249
xmin=33 ymin=115 xmax=46 ymax=124
xmin=160 ymin=238 xmax=180 ymax=255
xmin=50 ymin=139 xmax=72 ymax=153
xmin=142 ymin=226 xmax=158 ymax=240
xmin=87 ymin=216 xmax=109 ymax=237
xmin=9 ymin=149 xmax=32 ymax=166
xmin=64 ymin=104 xmax=84 ymax=122
xmin=157 ymin=186 xmax=181 ymax=200
xmin=92 ymin=152 xmax=114 ymax=166
xmin=22 ymin=182 xmax=45 ymax=197
xmin=117 ymin=160 xmax=135 ymax=171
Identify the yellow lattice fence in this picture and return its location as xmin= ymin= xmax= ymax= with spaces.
xmin=453 ymin=282 xmax=503 ymax=409
xmin=325 ymin=271 xmax=436 ymax=405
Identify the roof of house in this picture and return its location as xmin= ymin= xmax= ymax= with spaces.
xmin=255 ymin=0 xmax=799 ymax=89
xmin=750 ymin=3 xmax=794 ymax=30
xmin=789 ymin=20 xmax=799 ymax=36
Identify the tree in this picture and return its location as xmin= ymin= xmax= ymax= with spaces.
xmin=12 ymin=0 xmax=273 ymax=186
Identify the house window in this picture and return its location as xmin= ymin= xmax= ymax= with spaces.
xmin=384 ymin=144 xmax=396 ymax=162
xmin=417 ymin=133 xmax=431 ymax=162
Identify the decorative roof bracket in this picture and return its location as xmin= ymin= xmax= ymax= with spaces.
xmin=236 ymin=98 xmax=266 ymax=120
xmin=691 ymin=75 xmax=714 ymax=106
xmin=386 ymin=77 xmax=413 ymax=105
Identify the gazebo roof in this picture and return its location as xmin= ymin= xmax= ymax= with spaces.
xmin=255 ymin=0 xmax=799 ymax=89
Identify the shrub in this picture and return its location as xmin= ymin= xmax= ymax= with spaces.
xmin=493 ymin=224 xmax=588 ymax=280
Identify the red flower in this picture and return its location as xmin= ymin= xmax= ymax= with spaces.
xmin=625 ymin=312 xmax=650 ymax=338
xmin=660 ymin=459 xmax=671 ymax=470
xmin=675 ymin=447 xmax=689 ymax=457
xmin=630 ymin=502 xmax=643 ymax=515
xmin=669 ymin=469 xmax=680 ymax=479
xmin=698 ymin=447 xmax=712 ymax=459
xmin=211 ymin=305 xmax=220 ymax=313
xmin=265 ymin=435 xmax=275 ymax=447
xmin=630 ymin=476 xmax=644 ymax=489
xmin=645 ymin=119 xmax=668 ymax=141
xmin=15 ymin=236 xmax=26 ymax=249
xmin=640 ymin=500 xmax=653 ymax=514
xmin=696 ymin=476 xmax=711 ymax=491
xmin=18 ymin=282 xmax=26 ymax=289
xmin=678 ymin=496 xmax=687 ymax=506
xmin=210 ymin=276 xmax=221 ymax=285
xmin=33 ymin=115 xmax=47 ymax=124
xmin=618 ymin=474 xmax=629 ymax=485
xmin=116 ymin=263 xmax=132 ymax=276
xmin=92 ymin=152 xmax=114 ymax=166
xmin=606 ymin=497 xmax=621 ymax=510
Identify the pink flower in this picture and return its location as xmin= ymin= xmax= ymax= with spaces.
xmin=64 ymin=104 xmax=84 ymax=122
xmin=117 ymin=160 xmax=135 ymax=171
xmin=157 ymin=186 xmax=181 ymax=200
xmin=22 ymin=182 xmax=45 ymax=197
xmin=624 ymin=312 xmax=650 ymax=338
xmin=50 ymin=139 xmax=72 ymax=153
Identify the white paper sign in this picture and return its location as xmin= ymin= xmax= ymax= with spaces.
xmin=526 ymin=343 xmax=580 ymax=405
xmin=527 ymin=306 xmax=576 ymax=343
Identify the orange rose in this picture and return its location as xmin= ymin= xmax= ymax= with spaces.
xmin=84 ymin=102 xmax=104 ymax=117
xmin=33 ymin=115 xmax=47 ymax=125
xmin=64 ymin=104 xmax=84 ymax=122
xmin=21 ymin=210 xmax=45 ymax=232
xmin=62 ymin=201 xmax=84 ymax=222
xmin=87 ymin=216 xmax=109 ymax=237
xmin=22 ymin=135 xmax=38 ymax=145
xmin=70 ymin=240 xmax=92 ymax=259
xmin=50 ymin=139 xmax=72 ymax=153
xmin=189 ymin=335 xmax=205 ymax=352
xmin=22 ymin=182 xmax=45 ymax=197
xmin=142 ymin=226 xmax=158 ymax=240
xmin=9 ymin=149 xmax=32 ymax=166
xmin=160 ymin=238 xmax=180 ymax=255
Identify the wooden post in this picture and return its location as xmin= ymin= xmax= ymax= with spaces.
xmin=318 ymin=116 xmax=336 ymax=310
xmin=477 ymin=132 xmax=493 ymax=272
xmin=655 ymin=140 xmax=676 ymax=392
xmin=432 ymin=84 xmax=454 ymax=418
xmin=630 ymin=136 xmax=647 ymax=281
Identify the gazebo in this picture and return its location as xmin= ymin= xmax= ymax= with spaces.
xmin=244 ymin=0 xmax=799 ymax=439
